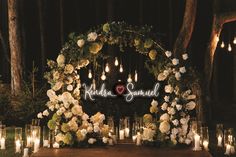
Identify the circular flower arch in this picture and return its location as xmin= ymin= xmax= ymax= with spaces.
xmin=38 ymin=22 xmax=198 ymax=147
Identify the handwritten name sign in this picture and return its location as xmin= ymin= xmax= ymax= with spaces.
xmin=82 ymin=82 xmax=160 ymax=102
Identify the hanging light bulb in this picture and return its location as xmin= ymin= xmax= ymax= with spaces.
xmin=233 ymin=37 xmax=236 ymax=44
xmin=88 ymin=69 xmax=92 ymax=79
xmin=101 ymin=71 xmax=106 ymax=80
xmin=134 ymin=70 xmax=138 ymax=82
xmin=92 ymin=79 xmax=96 ymax=90
xmin=114 ymin=57 xmax=119 ymax=66
xmin=220 ymin=41 xmax=225 ymax=48
xmin=228 ymin=43 xmax=232 ymax=52
xmin=105 ymin=63 xmax=110 ymax=72
xmin=127 ymin=74 xmax=132 ymax=83
xmin=119 ymin=64 xmax=123 ymax=73
xmin=216 ymin=36 xmax=219 ymax=42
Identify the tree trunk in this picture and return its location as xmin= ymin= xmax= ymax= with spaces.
xmin=8 ymin=0 xmax=23 ymax=96
xmin=38 ymin=0 xmax=46 ymax=74
xmin=173 ymin=0 xmax=197 ymax=57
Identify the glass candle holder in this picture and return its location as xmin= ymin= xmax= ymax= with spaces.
xmin=224 ymin=128 xmax=235 ymax=155
xmin=200 ymin=126 xmax=209 ymax=151
xmin=25 ymin=124 xmax=32 ymax=147
xmin=216 ymin=124 xmax=224 ymax=147
xmin=190 ymin=119 xmax=198 ymax=135
xmin=32 ymin=119 xmax=40 ymax=126
xmin=124 ymin=117 xmax=130 ymax=138
xmin=119 ymin=118 xmax=125 ymax=140
xmin=107 ymin=116 xmax=115 ymax=134
xmin=31 ymin=126 xmax=41 ymax=153
xmin=0 ymin=125 xmax=6 ymax=150
xmin=43 ymin=126 xmax=50 ymax=148
xmin=15 ymin=127 xmax=22 ymax=153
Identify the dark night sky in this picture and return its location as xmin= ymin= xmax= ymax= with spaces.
xmin=0 ymin=0 xmax=236 ymax=103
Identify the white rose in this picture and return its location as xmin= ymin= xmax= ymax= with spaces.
xmin=94 ymin=125 xmax=100 ymax=133
xmin=164 ymin=96 xmax=170 ymax=102
xmin=52 ymin=81 xmax=63 ymax=91
xmin=165 ymin=51 xmax=172 ymax=57
xmin=49 ymin=105 xmax=55 ymax=111
xmin=185 ymin=138 xmax=191 ymax=145
xmin=186 ymin=101 xmax=196 ymax=110
xmin=165 ymin=85 xmax=174 ymax=93
xmin=172 ymin=58 xmax=179 ymax=65
xmin=55 ymin=133 xmax=64 ymax=142
xmin=180 ymin=118 xmax=187 ymax=125
xmin=160 ymin=113 xmax=170 ymax=121
xmin=182 ymin=53 xmax=188 ymax=60
xmin=56 ymin=54 xmax=65 ymax=67
xmin=187 ymin=95 xmax=196 ymax=100
xmin=88 ymin=138 xmax=96 ymax=144
xmin=47 ymin=89 xmax=58 ymax=102
xmin=67 ymin=85 xmax=73 ymax=91
xmin=168 ymin=107 xmax=176 ymax=115
xmin=175 ymin=72 xmax=181 ymax=80
xmin=151 ymin=99 xmax=158 ymax=107
xmin=178 ymin=137 xmax=184 ymax=143
xmin=37 ymin=112 xmax=43 ymax=119
xmin=171 ymin=128 xmax=179 ymax=135
xmin=64 ymin=112 xmax=73 ymax=119
xmin=171 ymin=101 xmax=177 ymax=107
xmin=71 ymin=105 xmax=83 ymax=116
xmin=82 ymin=113 xmax=89 ymax=121
xmin=102 ymin=137 xmax=108 ymax=144
xmin=68 ymin=120 xmax=78 ymax=131
xmin=161 ymin=102 xmax=168 ymax=111
xmin=81 ymin=129 xmax=87 ymax=136
xmin=176 ymin=104 xmax=182 ymax=111
xmin=179 ymin=67 xmax=186 ymax=73
xmin=64 ymin=64 xmax=74 ymax=74
xmin=172 ymin=119 xmax=179 ymax=126
xmin=43 ymin=110 xmax=49 ymax=116
xmin=77 ymin=39 xmax=85 ymax=47
xmin=53 ymin=71 xmax=60 ymax=80
xmin=157 ymin=73 xmax=167 ymax=81
xmin=56 ymin=110 xmax=62 ymax=116
xmin=87 ymin=32 xmax=97 ymax=41
xmin=87 ymin=126 xmax=93 ymax=133
xmin=159 ymin=121 xmax=170 ymax=134
xmin=59 ymin=107 xmax=66 ymax=113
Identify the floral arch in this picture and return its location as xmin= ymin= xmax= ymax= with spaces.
xmin=38 ymin=22 xmax=197 ymax=147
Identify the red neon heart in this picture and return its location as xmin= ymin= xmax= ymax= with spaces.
xmin=116 ymin=85 xmax=125 ymax=95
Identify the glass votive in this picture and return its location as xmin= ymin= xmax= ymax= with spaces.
xmin=119 ymin=118 xmax=125 ymax=140
xmin=224 ymin=128 xmax=234 ymax=146
xmin=25 ymin=124 xmax=32 ymax=147
xmin=190 ymin=119 xmax=198 ymax=135
xmin=124 ymin=117 xmax=130 ymax=138
xmin=32 ymin=119 xmax=40 ymax=126
xmin=216 ymin=124 xmax=224 ymax=147
xmin=0 ymin=125 xmax=6 ymax=150
xmin=43 ymin=126 xmax=50 ymax=148
xmin=31 ymin=126 xmax=41 ymax=153
xmin=107 ymin=116 xmax=115 ymax=134
xmin=200 ymin=126 xmax=209 ymax=151
xmin=15 ymin=127 xmax=23 ymax=153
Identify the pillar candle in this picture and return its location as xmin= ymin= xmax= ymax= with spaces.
xmin=193 ymin=134 xmax=201 ymax=151
xmin=217 ymin=135 xmax=223 ymax=147
xmin=132 ymin=135 xmax=137 ymax=142
xmin=43 ymin=140 xmax=49 ymax=148
xmin=26 ymin=136 xmax=31 ymax=147
xmin=0 ymin=137 xmax=5 ymax=149
xmin=15 ymin=140 xmax=21 ymax=153
xmin=23 ymin=148 xmax=29 ymax=157
xmin=225 ymin=144 xmax=231 ymax=155
xmin=53 ymin=142 xmax=59 ymax=148
xmin=136 ymin=133 xmax=141 ymax=146
xmin=119 ymin=130 xmax=125 ymax=140
xmin=33 ymin=138 xmax=40 ymax=153
xmin=203 ymin=140 xmax=209 ymax=151
xmin=124 ymin=128 xmax=129 ymax=138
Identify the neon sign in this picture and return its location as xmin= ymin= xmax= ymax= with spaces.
xmin=82 ymin=82 xmax=160 ymax=102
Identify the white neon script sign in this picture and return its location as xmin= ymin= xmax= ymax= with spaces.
xmin=82 ymin=82 xmax=160 ymax=102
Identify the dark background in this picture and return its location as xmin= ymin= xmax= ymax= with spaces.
xmin=0 ymin=0 xmax=236 ymax=121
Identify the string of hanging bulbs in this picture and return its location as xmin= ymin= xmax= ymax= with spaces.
xmin=217 ymin=35 xmax=236 ymax=52
xmin=87 ymin=56 xmax=138 ymax=83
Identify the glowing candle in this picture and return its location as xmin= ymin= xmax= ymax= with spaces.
xmin=15 ymin=140 xmax=21 ymax=153
xmin=119 ymin=130 xmax=125 ymax=140
xmin=231 ymin=145 xmax=235 ymax=154
xmin=193 ymin=134 xmax=201 ymax=151
xmin=217 ymin=135 xmax=223 ymax=147
xmin=53 ymin=142 xmax=59 ymax=148
xmin=132 ymin=135 xmax=137 ymax=142
xmin=203 ymin=140 xmax=209 ymax=151
xmin=43 ymin=140 xmax=49 ymax=148
xmin=124 ymin=128 xmax=130 ymax=138
xmin=0 ymin=137 xmax=5 ymax=149
xmin=33 ymin=138 xmax=40 ymax=153
xmin=225 ymin=144 xmax=231 ymax=155
xmin=23 ymin=148 xmax=29 ymax=157
xmin=136 ymin=132 xmax=141 ymax=146
xmin=26 ymin=136 xmax=32 ymax=147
